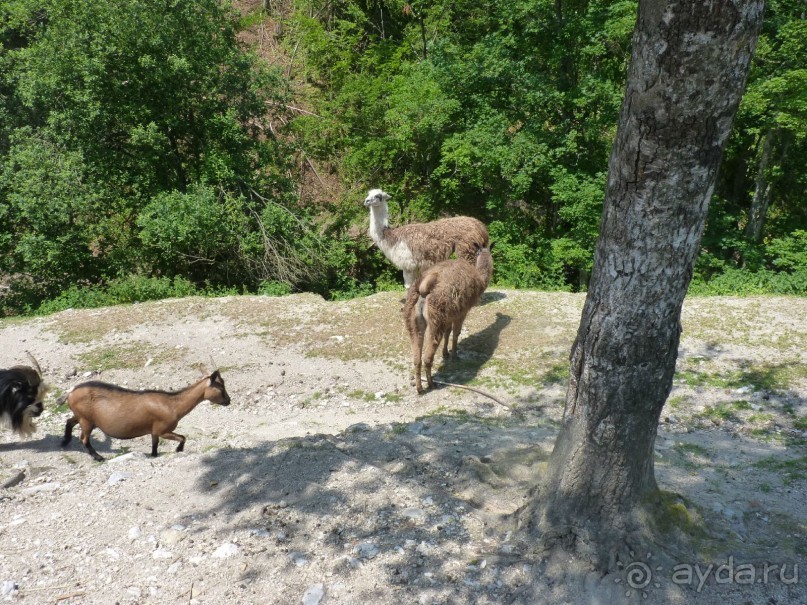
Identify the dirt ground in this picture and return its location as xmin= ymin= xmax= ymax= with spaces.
xmin=1 ymin=290 xmax=805 ymax=605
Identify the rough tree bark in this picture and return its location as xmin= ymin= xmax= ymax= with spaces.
xmin=517 ymin=0 xmax=764 ymax=570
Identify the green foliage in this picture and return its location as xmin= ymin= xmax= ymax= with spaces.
xmin=0 ymin=0 xmax=303 ymax=314
xmin=258 ymin=281 xmax=293 ymax=297
xmin=1 ymin=0 xmax=806 ymax=314
xmin=137 ymin=186 xmax=248 ymax=283
xmin=689 ymin=268 xmax=807 ymax=296
xmin=35 ymin=275 xmax=205 ymax=315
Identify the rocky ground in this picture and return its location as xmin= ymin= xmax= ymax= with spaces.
xmin=1 ymin=291 xmax=805 ymax=604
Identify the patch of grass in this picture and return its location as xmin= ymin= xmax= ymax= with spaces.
xmin=748 ymin=412 xmax=775 ymax=425
xmin=348 ymin=389 xmax=376 ymax=402
xmin=672 ymin=442 xmax=711 ymax=470
xmin=759 ymin=483 xmax=772 ymax=493
xmin=794 ymin=416 xmax=807 ymax=431
xmin=540 ymin=362 xmax=568 ymax=386
xmin=731 ymin=399 xmax=753 ymax=410
xmin=389 ymin=423 xmax=407 ymax=435
xmin=675 ymin=364 xmax=801 ymax=393
xmin=385 ymin=392 xmax=403 ymax=403
xmin=645 ymin=490 xmax=707 ymax=539
xmin=300 ymin=391 xmax=323 ymax=408
xmin=750 ymin=427 xmax=779 ymax=442
xmin=666 ymin=395 xmax=690 ymax=410
xmin=753 ymin=455 xmax=807 ymax=485
xmin=78 ymin=343 xmax=175 ymax=372
xmin=698 ymin=404 xmax=739 ymax=422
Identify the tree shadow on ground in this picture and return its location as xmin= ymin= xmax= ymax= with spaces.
xmin=175 ymin=397 xmax=807 ymax=604
xmin=180 ymin=412 xmax=560 ymax=604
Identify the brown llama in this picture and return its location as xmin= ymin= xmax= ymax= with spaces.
xmin=403 ymin=244 xmax=494 ymax=393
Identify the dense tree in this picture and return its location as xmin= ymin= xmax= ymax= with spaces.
xmin=0 ymin=0 xmax=304 ymax=310
xmin=515 ymin=0 xmax=764 ymax=569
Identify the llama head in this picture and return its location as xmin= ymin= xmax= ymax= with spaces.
xmin=364 ymin=188 xmax=391 ymax=207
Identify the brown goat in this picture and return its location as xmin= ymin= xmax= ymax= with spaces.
xmin=60 ymin=371 xmax=230 ymax=461
xmin=403 ymin=244 xmax=494 ymax=393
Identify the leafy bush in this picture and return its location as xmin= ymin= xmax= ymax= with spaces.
xmin=689 ymin=268 xmax=807 ymax=296
xmin=35 ymin=276 xmax=207 ymax=315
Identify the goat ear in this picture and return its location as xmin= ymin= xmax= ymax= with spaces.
xmin=209 ymin=370 xmax=221 ymax=383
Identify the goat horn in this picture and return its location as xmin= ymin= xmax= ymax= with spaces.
xmin=25 ymin=351 xmax=43 ymax=377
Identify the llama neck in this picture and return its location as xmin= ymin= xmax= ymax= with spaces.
xmin=476 ymin=253 xmax=493 ymax=288
xmin=167 ymin=377 xmax=209 ymax=419
xmin=368 ymin=203 xmax=390 ymax=243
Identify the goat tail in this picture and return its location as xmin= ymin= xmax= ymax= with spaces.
xmin=55 ymin=393 xmax=68 ymax=407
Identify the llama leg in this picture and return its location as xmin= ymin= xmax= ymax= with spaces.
xmin=411 ymin=325 xmax=425 ymax=393
xmin=441 ymin=329 xmax=451 ymax=359
xmin=62 ymin=415 xmax=78 ymax=447
xmin=423 ymin=329 xmax=443 ymax=390
xmin=403 ymin=269 xmax=416 ymax=289
xmin=450 ymin=313 xmax=468 ymax=359
xmin=79 ymin=419 xmax=103 ymax=462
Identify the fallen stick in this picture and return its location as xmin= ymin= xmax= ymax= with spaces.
xmin=431 ymin=380 xmax=515 ymax=411
xmin=18 ymin=585 xmax=72 ymax=594
xmin=55 ymin=591 xmax=85 ymax=602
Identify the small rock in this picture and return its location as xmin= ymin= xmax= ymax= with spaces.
xmin=107 ymin=472 xmax=128 ymax=486
xmin=1 ymin=581 xmax=17 ymax=596
xmin=1 ymin=470 xmax=25 ymax=489
xmin=128 ymin=526 xmax=142 ymax=540
xmin=21 ymin=482 xmax=60 ymax=495
xmin=289 ymin=552 xmax=309 ymax=567
xmin=212 ymin=543 xmax=239 ymax=558
xmin=339 ymin=556 xmax=362 ymax=570
xmin=166 ymin=562 xmax=182 ymax=574
xmin=408 ymin=421 xmax=426 ymax=435
xmin=159 ymin=528 xmax=186 ymax=546
xmin=107 ymin=452 xmax=146 ymax=465
xmin=401 ymin=508 xmax=426 ymax=522
xmin=152 ymin=548 xmax=173 ymax=560
xmin=301 ymin=583 xmax=325 ymax=605
xmin=355 ymin=542 xmax=379 ymax=559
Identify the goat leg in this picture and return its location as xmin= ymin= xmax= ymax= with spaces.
xmin=150 ymin=434 xmax=161 ymax=457
xmin=78 ymin=420 xmax=104 ymax=461
xmin=159 ymin=432 xmax=186 ymax=453
xmin=62 ymin=416 xmax=78 ymax=447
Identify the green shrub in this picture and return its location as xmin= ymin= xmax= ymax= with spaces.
xmin=688 ymin=268 xmax=807 ymax=296
xmin=35 ymin=275 xmax=204 ymax=315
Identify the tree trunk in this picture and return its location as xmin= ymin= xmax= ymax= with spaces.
xmin=517 ymin=0 xmax=764 ymax=570
xmin=745 ymin=127 xmax=776 ymax=242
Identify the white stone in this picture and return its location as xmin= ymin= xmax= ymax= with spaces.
xmin=212 ymin=543 xmax=239 ymax=558
xmin=301 ymin=583 xmax=325 ymax=605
